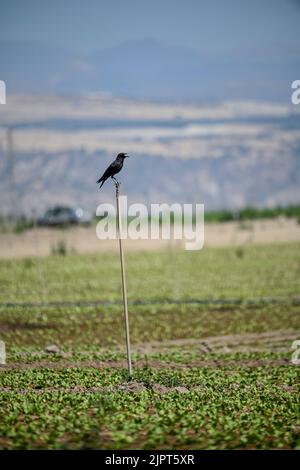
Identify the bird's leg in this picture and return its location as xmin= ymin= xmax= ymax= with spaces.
xmin=111 ymin=176 xmax=120 ymax=187
xmin=111 ymin=176 xmax=120 ymax=195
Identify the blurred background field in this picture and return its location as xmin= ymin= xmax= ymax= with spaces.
xmin=0 ymin=241 xmax=300 ymax=305
xmin=0 ymin=241 xmax=300 ymax=346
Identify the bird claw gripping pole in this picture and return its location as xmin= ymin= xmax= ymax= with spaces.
xmin=114 ymin=178 xmax=132 ymax=376
xmin=112 ymin=176 xmax=120 ymax=190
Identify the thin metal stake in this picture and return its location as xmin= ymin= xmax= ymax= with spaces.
xmin=114 ymin=179 xmax=132 ymax=376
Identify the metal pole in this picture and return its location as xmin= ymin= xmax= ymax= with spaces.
xmin=32 ymin=208 xmax=46 ymax=301
xmin=115 ymin=180 xmax=132 ymax=376
xmin=6 ymin=127 xmax=17 ymax=221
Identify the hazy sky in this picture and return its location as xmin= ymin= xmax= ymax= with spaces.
xmin=1 ymin=0 xmax=300 ymax=52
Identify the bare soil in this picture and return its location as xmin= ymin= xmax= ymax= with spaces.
xmin=0 ymin=218 xmax=299 ymax=259
xmin=1 ymin=330 xmax=297 ymax=371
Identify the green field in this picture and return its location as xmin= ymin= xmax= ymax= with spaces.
xmin=0 ymin=242 xmax=300 ymax=449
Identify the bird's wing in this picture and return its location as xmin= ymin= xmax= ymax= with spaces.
xmin=97 ymin=160 xmax=118 ymax=183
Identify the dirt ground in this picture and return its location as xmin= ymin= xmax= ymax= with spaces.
xmin=0 ymin=218 xmax=299 ymax=259
xmin=1 ymin=329 xmax=297 ymax=372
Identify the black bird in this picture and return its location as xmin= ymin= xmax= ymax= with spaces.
xmin=96 ymin=153 xmax=129 ymax=188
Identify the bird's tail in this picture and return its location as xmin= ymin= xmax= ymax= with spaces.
xmin=96 ymin=178 xmax=105 ymax=188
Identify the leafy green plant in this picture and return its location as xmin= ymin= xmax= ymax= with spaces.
xmin=1 ymin=242 xmax=300 ymax=449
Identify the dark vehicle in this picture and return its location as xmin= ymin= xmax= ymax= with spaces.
xmin=37 ymin=206 xmax=92 ymax=227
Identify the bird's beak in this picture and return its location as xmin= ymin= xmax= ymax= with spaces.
xmin=125 ymin=154 xmax=130 ymax=158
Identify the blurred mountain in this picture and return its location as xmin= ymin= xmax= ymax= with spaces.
xmin=0 ymin=95 xmax=299 ymax=215
xmin=1 ymin=39 xmax=299 ymax=101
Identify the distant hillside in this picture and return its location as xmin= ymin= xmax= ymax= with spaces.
xmin=0 ymin=96 xmax=299 ymax=216
xmin=1 ymin=39 xmax=299 ymax=101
